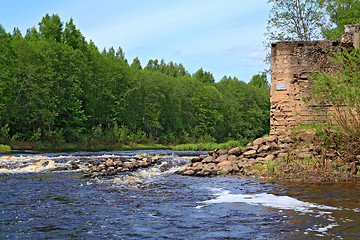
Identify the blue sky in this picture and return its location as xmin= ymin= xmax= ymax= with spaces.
xmin=1 ymin=0 xmax=270 ymax=82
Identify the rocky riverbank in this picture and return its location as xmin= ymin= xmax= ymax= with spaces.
xmin=177 ymin=131 xmax=360 ymax=182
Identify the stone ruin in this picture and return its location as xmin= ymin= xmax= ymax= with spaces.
xmin=270 ymin=24 xmax=360 ymax=136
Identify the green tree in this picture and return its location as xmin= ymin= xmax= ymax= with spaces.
xmin=310 ymin=48 xmax=360 ymax=136
xmin=193 ymin=68 xmax=215 ymax=84
xmin=63 ymin=18 xmax=85 ymax=50
xmin=39 ymin=14 xmax=63 ymax=42
xmin=249 ymin=72 xmax=270 ymax=90
xmin=266 ymin=0 xmax=326 ymax=42
xmin=321 ymin=0 xmax=360 ymax=39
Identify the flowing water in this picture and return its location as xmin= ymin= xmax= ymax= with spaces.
xmin=0 ymin=150 xmax=359 ymax=239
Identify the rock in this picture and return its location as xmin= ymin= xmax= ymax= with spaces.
xmin=183 ymin=170 xmax=195 ymax=176
xmin=263 ymin=136 xmax=277 ymax=143
xmin=243 ymin=150 xmax=257 ymax=157
xmin=257 ymin=145 xmax=270 ymax=153
xmin=218 ymin=149 xmax=228 ymax=156
xmin=105 ymin=159 xmax=114 ymax=167
xmin=256 ymin=157 xmax=267 ymax=163
xmin=228 ymin=155 xmax=238 ymax=162
xmin=151 ymin=156 xmax=160 ymax=163
xmin=218 ymin=161 xmax=234 ymax=173
xmin=208 ymin=151 xmax=216 ymax=156
xmin=253 ymin=138 xmax=265 ymax=146
xmin=269 ymin=142 xmax=280 ymax=151
xmin=202 ymin=156 xmax=215 ymax=163
xmin=108 ymin=166 xmax=115 ymax=171
xmin=278 ymin=143 xmax=290 ymax=150
xmin=98 ymin=163 xmax=106 ymax=169
xmin=199 ymin=154 xmax=208 ymax=160
xmin=246 ymin=145 xmax=259 ymax=151
xmin=264 ymin=154 xmax=275 ymax=161
xmin=228 ymin=147 xmax=241 ymax=156
xmin=114 ymin=161 xmax=122 ymax=167
xmin=192 ymin=162 xmax=203 ymax=168
xmin=216 ymin=154 xmax=228 ymax=162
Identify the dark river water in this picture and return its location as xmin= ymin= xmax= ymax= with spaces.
xmin=0 ymin=150 xmax=359 ymax=239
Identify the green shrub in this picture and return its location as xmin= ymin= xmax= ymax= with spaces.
xmin=0 ymin=144 xmax=11 ymax=152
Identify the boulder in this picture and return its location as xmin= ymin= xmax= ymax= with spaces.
xmin=269 ymin=142 xmax=280 ymax=151
xmin=246 ymin=145 xmax=259 ymax=151
xmin=257 ymin=145 xmax=270 ymax=153
xmin=199 ymin=154 xmax=208 ymax=160
xmin=218 ymin=161 xmax=235 ymax=173
xmin=151 ymin=156 xmax=160 ymax=163
xmin=105 ymin=159 xmax=114 ymax=167
xmin=216 ymin=154 xmax=228 ymax=162
xmin=228 ymin=147 xmax=241 ymax=156
xmin=264 ymin=154 xmax=275 ymax=161
xmin=263 ymin=136 xmax=277 ymax=143
xmin=228 ymin=155 xmax=238 ymax=162
xmin=253 ymin=138 xmax=265 ymax=146
xmin=243 ymin=150 xmax=257 ymax=157
xmin=202 ymin=156 xmax=215 ymax=163
xmin=255 ymin=157 xmax=267 ymax=163
xmin=183 ymin=170 xmax=195 ymax=176
xmin=218 ymin=149 xmax=228 ymax=156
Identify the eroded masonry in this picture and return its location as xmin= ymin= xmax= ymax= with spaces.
xmin=270 ymin=24 xmax=360 ymax=135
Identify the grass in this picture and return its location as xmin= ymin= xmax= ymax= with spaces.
xmin=171 ymin=140 xmax=245 ymax=151
xmin=0 ymin=144 xmax=11 ymax=152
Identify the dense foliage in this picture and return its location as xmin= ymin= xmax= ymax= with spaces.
xmin=310 ymin=49 xmax=360 ymax=137
xmin=0 ymin=14 xmax=270 ymax=146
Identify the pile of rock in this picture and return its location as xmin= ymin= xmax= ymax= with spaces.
xmin=83 ymin=155 xmax=159 ymax=178
xmin=177 ymin=135 xmax=323 ymax=177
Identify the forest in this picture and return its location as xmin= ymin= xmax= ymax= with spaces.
xmin=0 ymin=14 xmax=270 ymax=148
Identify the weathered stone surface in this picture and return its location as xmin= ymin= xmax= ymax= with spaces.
xmin=257 ymin=145 xmax=270 ymax=153
xmin=216 ymin=154 xmax=228 ymax=162
xmin=269 ymin=26 xmax=359 ymax=135
xmin=218 ymin=149 xmax=228 ymax=156
xmin=253 ymin=138 xmax=265 ymax=146
xmin=263 ymin=136 xmax=277 ymax=143
xmin=183 ymin=170 xmax=195 ymax=176
xmin=264 ymin=154 xmax=275 ymax=161
xmin=246 ymin=145 xmax=259 ymax=151
xmin=269 ymin=142 xmax=280 ymax=151
xmin=202 ymin=156 xmax=215 ymax=163
xmin=228 ymin=155 xmax=238 ymax=162
xmin=256 ymin=157 xmax=267 ymax=163
xmin=228 ymin=147 xmax=241 ymax=156
xmin=243 ymin=150 xmax=257 ymax=157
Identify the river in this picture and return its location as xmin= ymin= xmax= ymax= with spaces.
xmin=0 ymin=150 xmax=359 ymax=239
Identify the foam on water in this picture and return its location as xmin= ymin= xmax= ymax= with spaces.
xmin=197 ymin=188 xmax=357 ymax=237
xmin=201 ymin=189 xmax=340 ymax=212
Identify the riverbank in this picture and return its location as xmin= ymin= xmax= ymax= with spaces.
xmin=177 ymin=128 xmax=360 ymax=183
xmin=4 ymin=139 xmax=246 ymax=153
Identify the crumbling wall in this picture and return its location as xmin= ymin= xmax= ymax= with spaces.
xmin=270 ymin=24 xmax=360 ymax=135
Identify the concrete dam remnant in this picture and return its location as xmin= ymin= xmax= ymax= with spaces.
xmin=270 ymin=24 xmax=360 ymax=136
